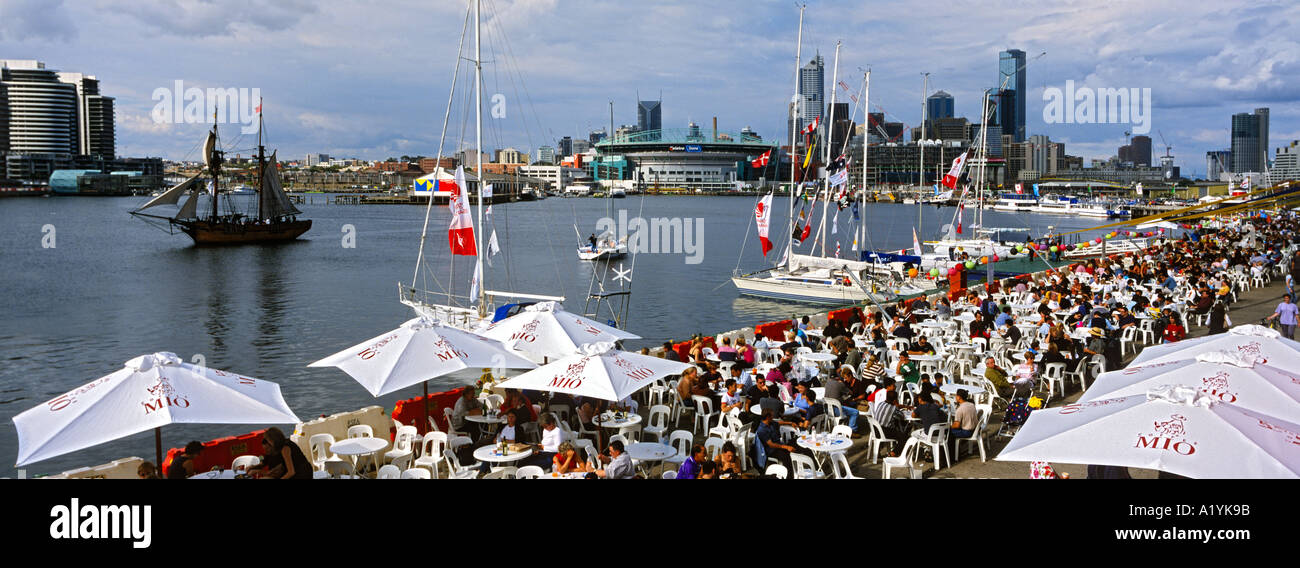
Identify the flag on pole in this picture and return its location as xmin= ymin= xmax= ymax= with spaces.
xmin=750 ymin=149 xmax=772 ymax=169
xmin=942 ymin=151 xmax=968 ymax=189
xmin=802 ymin=139 xmax=815 ymax=169
xmin=1015 ymin=183 xmax=1023 ymax=195
xmin=470 ymin=260 xmax=483 ymax=301
xmin=447 ymin=166 xmax=477 ymax=256
xmin=851 ymin=202 xmax=860 ymax=222
xmin=851 ymin=237 xmax=858 ymax=252
xmin=483 ymin=183 xmax=494 ymax=216
xmin=831 ymin=212 xmax=838 ymax=235
xmin=828 ymin=168 xmax=849 ymax=187
xmin=778 ymin=243 xmax=790 ymax=266
xmin=1033 ymin=183 xmax=1040 ymax=196
xmin=956 ymin=202 xmax=964 ymax=234
xmin=755 ymin=193 xmax=773 ymax=257
xmin=802 ymin=116 xmax=820 ymax=136
xmin=912 ymin=227 xmax=922 ymax=256
xmin=485 ymin=230 xmax=500 ymax=266
xmin=835 ymin=241 xmax=841 ymax=258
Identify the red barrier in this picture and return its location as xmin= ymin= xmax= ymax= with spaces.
xmin=160 ymin=430 xmax=266 ymax=477
xmin=391 ymin=386 xmax=470 ymax=436
xmin=672 ymin=336 xmax=717 ymax=362
xmin=827 ymin=307 xmax=862 ymax=327
xmin=755 ymin=320 xmax=792 ymax=342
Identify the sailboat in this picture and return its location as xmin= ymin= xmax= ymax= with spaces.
xmin=732 ymin=24 xmax=902 ymax=306
xmin=131 ymin=108 xmax=310 ymax=245
xmin=400 ymin=0 xmax=563 ymax=330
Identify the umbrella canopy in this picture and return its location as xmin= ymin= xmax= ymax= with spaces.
xmin=1081 ymin=350 xmax=1300 ymax=419
xmin=309 ymin=316 xmax=537 ymax=397
xmin=494 ymin=342 xmax=690 ymax=402
xmin=477 ymin=301 xmax=640 ymax=359
xmin=14 ymin=352 xmax=299 ymax=467
xmin=996 ymin=386 xmax=1300 ymax=478
xmin=1129 ymin=324 xmax=1300 ymax=367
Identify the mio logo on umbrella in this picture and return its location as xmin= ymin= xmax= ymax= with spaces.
xmin=1200 ymin=372 xmax=1238 ymax=403
xmin=357 ymin=333 xmax=399 ymax=360
xmin=548 ymin=358 xmax=589 ymax=390
xmin=1058 ymin=398 xmax=1126 ymax=415
xmin=1235 ymin=342 xmax=1267 ymax=364
xmin=46 ymin=376 xmax=112 ymax=412
xmin=1120 ymin=360 xmax=1182 ymax=375
xmin=1254 ymin=418 xmax=1300 ymax=447
xmin=611 ymin=355 xmax=654 ymax=381
xmin=574 ymin=317 xmax=603 ymax=336
xmin=1136 ymin=414 xmax=1196 ymax=455
xmin=429 ymin=337 xmax=470 ymax=361
xmin=143 ymin=376 xmax=190 ymax=415
xmin=509 ymin=319 xmax=541 ymax=344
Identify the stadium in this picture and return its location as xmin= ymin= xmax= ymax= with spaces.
xmin=591 ymin=126 xmax=778 ymax=192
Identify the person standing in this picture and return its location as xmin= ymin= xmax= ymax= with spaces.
xmin=1267 ymin=294 xmax=1299 ymax=340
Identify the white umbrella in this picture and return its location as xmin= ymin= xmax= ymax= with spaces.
xmin=1080 ymin=350 xmax=1300 ymax=419
xmin=1135 ymin=220 xmax=1181 ymax=230
xmin=1129 ymin=324 xmax=1300 ymax=367
xmin=478 ymin=301 xmax=640 ymax=359
xmin=14 ymin=352 xmax=300 ymax=467
xmin=996 ymin=386 xmax=1300 ymax=478
xmin=308 ymin=316 xmax=537 ymax=397
xmin=494 ymin=342 xmax=689 ymax=403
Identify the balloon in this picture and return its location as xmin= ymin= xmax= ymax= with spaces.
xmin=930 ymin=268 xmax=939 ymax=277
xmin=1050 ymin=246 xmax=1058 ymax=253
xmin=1016 ymin=244 xmax=1024 ymax=252
xmin=965 ymin=261 xmax=975 ymax=270
xmin=1080 ymin=241 xmax=1089 ymax=248
xmin=991 ymin=254 xmax=1000 ymax=262
xmin=1095 ymin=238 xmax=1103 ymax=243
xmin=1105 ymin=234 xmax=1113 ymax=239
xmin=908 ymin=268 xmax=918 ymax=278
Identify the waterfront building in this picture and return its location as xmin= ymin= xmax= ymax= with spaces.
xmin=998 ymin=49 xmax=1027 ymax=142
xmin=796 ymin=55 xmax=824 ymax=138
xmin=1271 ymin=141 xmax=1299 ymax=184
xmin=927 ymin=90 xmax=954 ymax=121
xmin=594 ymin=127 xmax=775 ymax=191
xmin=1206 ymin=150 xmax=1231 ymax=181
xmin=637 ymin=99 xmax=661 ymax=139
xmin=535 ymin=145 xmax=556 ymax=164
xmin=1231 ymin=109 xmax=1267 ymax=173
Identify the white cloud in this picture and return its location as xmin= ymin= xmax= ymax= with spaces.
xmin=0 ymin=0 xmax=77 ymax=42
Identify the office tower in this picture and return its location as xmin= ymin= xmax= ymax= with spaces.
xmin=589 ymin=129 xmax=607 ymax=145
xmin=535 ymin=145 xmax=556 ymax=164
xmin=1256 ymin=107 xmax=1269 ymax=169
xmin=926 ymin=90 xmax=954 ymax=121
xmin=1231 ymin=111 xmax=1264 ymax=173
xmin=637 ymin=98 xmax=661 ymax=136
xmin=1206 ymin=150 xmax=1231 ymax=181
xmin=558 ymin=136 xmax=573 ymax=157
xmin=827 ymin=102 xmax=851 ymax=153
xmin=798 ymin=54 xmax=825 ymax=136
xmin=0 ymin=60 xmax=79 ymax=154
xmin=998 ymin=49 xmax=1026 ymax=142
xmin=57 ymin=72 xmax=115 ymax=158
xmin=1130 ymin=135 xmax=1152 ymax=167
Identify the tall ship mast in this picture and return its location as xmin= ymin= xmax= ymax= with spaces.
xmin=131 ymin=103 xmax=311 ymax=245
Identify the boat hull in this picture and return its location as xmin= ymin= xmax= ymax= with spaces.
xmin=179 ymin=219 xmax=312 ymax=245
xmin=731 ymin=275 xmax=885 ymax=305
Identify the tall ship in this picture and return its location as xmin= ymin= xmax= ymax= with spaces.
xmin=130 ymin=108 xmax=310 ymax=245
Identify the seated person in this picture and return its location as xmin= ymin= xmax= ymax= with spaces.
xmin=911 ymin=387 xmax=947 ymax=433
xmin=947 ymin=390 xmax=978 ymax=455
xmin=716 ymin=336 xmax=738 ymax=361
xmin=552 ymin=441 xmax=589 ymax=474
xmin=896 ymin=353 xmax=920 ymax=385
xmin=907 ymin=336 xmax=936 ymax=356
xmin=983 ymin=356 xmax=1013 ymax=399
xmin=594 ymin=440 xmax=635 ymax=479
xmin=715 ymin=441 xmax=744 ymax=478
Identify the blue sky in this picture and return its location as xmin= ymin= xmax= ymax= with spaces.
xmin=2 ymin=0 xmax=1296 ymax=177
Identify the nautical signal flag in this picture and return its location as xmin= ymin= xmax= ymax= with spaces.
xmin=447 ymin=165 xmax=477 ymax=256
xmin=956 ymin=202 xmax=964 ymax=234
xmin=751 ymin=149 xmax=771 ymax=169
xmin=1015 ymin=183 xmax=1023 ymax=195
xmin=803 ymin=116 xmax=820 ymax=136
xmin=942 ymin=151 xmax=968 ymax=189
xmin=755 ymin=193 xmax=773 ymax=257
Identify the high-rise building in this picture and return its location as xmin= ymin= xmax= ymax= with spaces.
xmin=1231 ymin=110 xmax=1266 ymax=173
xmin=797 ymin=55 xmax=825 ymax=137
xmin=305 ymin=153 xmax=330 ymax=166
xmin=588 ymin=129 xmax=607 ymax=145
xmin=998 ymin=49 xmax=1027 ymax=142
xmin=57 ymin=72 xmax=115 ymax=158
xmin=496 ymin=147 xmax=525 ymax=164
xmin=535 ymin=145 xmax=556 ymax=164
xmin=572 ymin=139 xmax=591 ymax=154
xmin=1130 ymin=135 xmax=1152 ymax=167
xmin=926 ymin=91 xmax=954 ymax=121
xmin=1118 ymin=144 xmax=1133 ymax=165
xmin=1271 ymin=141 xmax=1299 ymax=184
xmin=995 ymin=88 xmax=1018 ymax=145
xmin=558 ymin=136 xmax=573 ymax=157
xmin=637 ymin=99 xmax=661 ymax=137
xmin=826 ymin=102 xmax=852 ymax=154
xmin=0 ymin=60 xmax=79 ymax=155
xmin=1256 ymin=107 xmax=1269 ymax=169
xmin=1206 ymin=150 xmax=1231 ymax=181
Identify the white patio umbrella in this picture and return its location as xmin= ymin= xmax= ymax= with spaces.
xmin=996 ymin=385 xmax=1300 ymax=478
xmin=1080 ymin=350 xmax=1300 ymax=420
xmin=494 ymin=342 xmax=691 ymax=446
xmin=477 ymin=301 xmax=640 ymax=360
xmin=1129 ymin=324 xmax=1300 ymax=367
xmin=14 ymin=352 xmax=300 ymax=468
xmin=308 ymin=316 xmax=537 ymax=430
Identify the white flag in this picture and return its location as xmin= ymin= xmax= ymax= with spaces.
xmin=912 ymin=227 xmax=922 ymax=256
xmin=851 ymin=237 xmax=858 ymax=252
xmin=484 ymin=184 xmax=494 ymax=217
xmin=777 ymin=243 xmax=790 ymax=267
xmin=470 ymin=260 xmax=483 ymax=302
xmin=829 ymin=168 xmax=849 ymax=187
xmin=485 ymin=230 xmax=500 ymax=266
xmin=831 ymin=213 xmax=838 ymax=235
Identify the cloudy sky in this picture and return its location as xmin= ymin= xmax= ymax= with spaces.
xmin=2 ymin=0 xmax=1295 ymax=177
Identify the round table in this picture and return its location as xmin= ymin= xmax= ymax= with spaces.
xmin=189 ymin=470 xmax=240 ymax=479
xmin=465 ymin=413 xmax=505 ymax=435
xmin=626 ymin=442 xmax=678 ymax=476
xmin=799 ymin=352 xmax=836 ymax=363
xmin=751 ymin=403 xmax=800 ymax=417
xmin=795 ymin=433 xmax=852 ymax=454
xmin=329 ymin=437 xmax=390 ymax=476
xmin=916 ymin=320 xmax=948 ymax=329
xmin=907 ymin=353 xmax=942 ymax=362
xmin=597 ymin=412 xmax=643 ymax=429
xmin=473 ymin=444 xmax=534 ymax=465
xmin=540 ymin=471 xmax=586 ymax=479
xmin=940 ymin=383 xmax=986 ymax=396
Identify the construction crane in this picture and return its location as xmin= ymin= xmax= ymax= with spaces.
xmin=1157 ymin=130 xmax=1172 ymax=158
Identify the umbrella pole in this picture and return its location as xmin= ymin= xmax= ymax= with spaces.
xmin=422 ymin=381 xmax=430 ymax=435
xmin=154 ymin=427 xmax=163 ymax=468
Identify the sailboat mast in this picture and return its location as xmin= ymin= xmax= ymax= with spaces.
xmin=474 ymin=0 xmax=487 ymax=315
xmin=860 ymin=70 xmax=869 ymax=257
xmin=787 ymin=4 xmax=804 ymax=270
xmin=919 ymin=72 xmax=928 ymax=232
xmin=256 ymin=99 xmax=265 ymax=220
xmin=820 ymin=41 xmax=840 ymax=258
xmin=210 ymin=111 xmax=219 ymax=221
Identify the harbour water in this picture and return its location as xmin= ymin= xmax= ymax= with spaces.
xmin=0 ymin=194 xmax=1126 ymax=476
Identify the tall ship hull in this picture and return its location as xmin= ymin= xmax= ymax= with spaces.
xmin=180 ymin=219 xmax=312 ymax=245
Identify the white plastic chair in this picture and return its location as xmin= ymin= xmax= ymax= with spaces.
xmin=347 ymin=425 xmax=374 ymax=438
xmin=703 ymin=437 xmax=726 ymax=460
xmin=662 ymin=470 xmax=678 ymax=479
xmin=955 ymin=408 xmax=990 ymax=462
xmin=911 ymin=423 xmax=950 ymax=470
xmin=691 ymin=395 xmax=718 ymax=436
xmin=376 ymin=464 xmax=402 ymax=479
xmin=483 ymin=466 xmax=517 ymax=479
xmin=764 ymin=463 xmax=789 ymax=479
xmin=414 ymin=431 xmax=448 ymax=477
xmin=790 ymin=453 xmax=824 ymax=479
xmin=663 ymin=430 xmax=694 ymax=468
xmin=384 ymin=425 xmax=418 ymax=465
xmin=642 ymin=405 xmax=671 ymax=442
xmin=308 ymin=433 xmax=341 ymax=471
xmin=831 ymin=424 xmax=854 ymax=438
xmin=442 ymin=407 xmax=467 ymax=439
xmin=830 ymin=452 xmax=862 ymax=479
xmin=323 ymin=460 xmax=358 ymax=479
xmin=515 ymin=465 xmax=545 ymax=479
xmin=401 ymin=468 xmax=431 ymax=479
xmin=883 ymin=437 xmax=926 ymax=479
xmin=1041 ymin=362 xmax=1067 ymax=400
xmin=442 ymin=449 xmax=479 ymax=479
xmin=866 ymin=415 xmax=895 ymax=465
xmin=231 ymin=455 xmax=260 ymax=473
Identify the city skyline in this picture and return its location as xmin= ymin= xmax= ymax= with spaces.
xmin=2 ymin=0 xmax=1297 ymax=177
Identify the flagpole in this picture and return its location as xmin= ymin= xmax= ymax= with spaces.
xmin=787 ymin=4 xmax=804 ymax=272
xmin=861 ymin=70 xmax=869 ymax=259
xmin=919 ymin=72 xmax=928 ymax=236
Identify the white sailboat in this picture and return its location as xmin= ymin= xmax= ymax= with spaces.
xmin=732 ymin=27 xmax=902 ymax=305
xmin=401 ymin=0 xmax=563 ymax=329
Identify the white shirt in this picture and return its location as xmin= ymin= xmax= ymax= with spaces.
xmin=495 ymin=424 xmax=517 ymax=444
xmin=539 ymin=426 xmax=563 ymax=452
xmin=721 ymin=390 xmax=744 ymax=409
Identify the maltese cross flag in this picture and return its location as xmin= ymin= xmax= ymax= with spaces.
xmin=942 ymin=151 xmax=968 ymax=189
xmin=447 ymin=166 xmax=477 ymax=256
xmin=755 ymin=193 xmax=773 ymax=256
